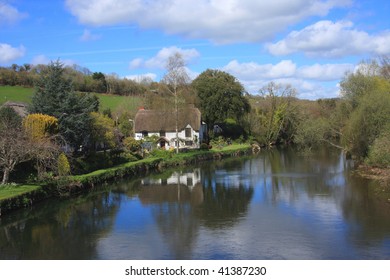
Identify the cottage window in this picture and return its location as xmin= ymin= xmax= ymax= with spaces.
xmin=185 ymin=140 xmax=193 ymax=146
xmin=142 ymin=131 xmax=148 ymax=137
xmin=185 ymin=127 xmax=192 ymax=138
xmin=160 ymin=131 xmax=166 ymax=137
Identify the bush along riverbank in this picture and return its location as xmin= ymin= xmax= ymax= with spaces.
xmin=0 ymin=144 xmax=253 ymax=215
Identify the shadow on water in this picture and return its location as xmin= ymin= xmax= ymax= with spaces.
xmin=1 ymin=147 xmax=390 ymax=259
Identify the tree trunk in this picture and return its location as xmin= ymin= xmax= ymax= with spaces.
xmin=2 ymin=167 xmax=10 ymax=185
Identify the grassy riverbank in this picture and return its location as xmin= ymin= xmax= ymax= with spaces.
xmin=0 ymin=144 xmax=252 ymax=215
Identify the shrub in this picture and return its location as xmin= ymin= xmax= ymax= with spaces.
xmin=200 ymin=143 xmax=209 ymax=150
xmin=57 ymin=153 xmax=71 ymax=176
xmin=366 ymin=126 xmax=390 ymax=167
xmin=123 ymin=137 xmax=142 ymax=153
xmin=150 ymin=149 xmax=173 ymax=159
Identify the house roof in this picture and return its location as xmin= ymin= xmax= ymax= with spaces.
xmin=1 ymin=101 xmax=28 ymax=117
xmin=134 ymin=107 xmax=201 ymax=132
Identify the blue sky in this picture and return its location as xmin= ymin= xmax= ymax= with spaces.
xmin=1 ymin=0 xmax=389 ymax=99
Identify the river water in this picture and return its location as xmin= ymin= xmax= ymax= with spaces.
xmin=1 ymin=148 xmax=390 ymax=259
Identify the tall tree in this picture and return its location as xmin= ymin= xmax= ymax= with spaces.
xmin=162 ymin=52 xmax=191 ymax=153
xmin=258 ymin=82 xmax=298 ymax=146
xmin=30 ymin=60 xmax=99 ymax=152
xmin=192 ymin=69 xmax=250 ymax=128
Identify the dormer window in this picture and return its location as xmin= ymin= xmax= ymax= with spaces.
xmin=185 ymin=127 xmax=192 ymax=138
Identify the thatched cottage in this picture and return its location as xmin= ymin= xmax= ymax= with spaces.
xmin=134 ymin=106 xmax=207 ymax=150
xmin=1 ymin=101 xmax=28 ymax=117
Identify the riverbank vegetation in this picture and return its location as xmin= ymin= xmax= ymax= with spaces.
xmin=1 ymin=55 xmax=390 ymax=197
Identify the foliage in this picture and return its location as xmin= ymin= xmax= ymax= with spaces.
xmin=0 ymin=106 xmax=22 ymax=127
xmin=213 ymin=118 xmax=246 ymax=140
xmin=57 ymin=153 xmax=71 ymax=176
xmin=192 ymin=69 xmax=250 ymax=127
xmin=340 ymin=60 xmax=390 ymax=108
xmin=23 ymin=113 xmax=58 ymax=140
xmin=115 ymin=110 xmax=134 ymax=137
xmin=210 ymin=136 xmax=227 ymax=150
xmin=149 ymin=149 xmax=174 ymax=159
xmin=248 ymin=82 xmax=299 ymax=146
xmin=30 ymin=60 xmax=99 ymax=152
xmin=342 ymin=91 xmax=390 ymax=159
xmin=366 ymin=125 xmax=390 ymax=167
xmin=123 ymin=137 xmax=142 ymax=153
xmin=200 ymin=143 xmax=210 ymax=150
xmin=89 ymin=112 xmax=117 ymax=150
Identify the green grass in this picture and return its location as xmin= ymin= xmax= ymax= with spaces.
xmin=98 ymin=94 xmax=143 ymax=112
xmin=0 ymin=85 xmax=33 ymax=105
xmin=0 ymin=184 xmax=41 ymax=201
xmin=211 ymin=143 xmax=250 ymax=152
xmin=0 ymin=85 xmax=143 ymax=113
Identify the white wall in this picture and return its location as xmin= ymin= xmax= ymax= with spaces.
xmin=135 ymin=125 xmax=201 ymax=149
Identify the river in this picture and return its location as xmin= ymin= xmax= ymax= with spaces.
xmin=1 ymin=147 xmax=390 ymax=259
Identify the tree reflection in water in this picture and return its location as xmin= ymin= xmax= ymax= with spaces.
xmin=0 ymin=192 xmax=121 ymax=259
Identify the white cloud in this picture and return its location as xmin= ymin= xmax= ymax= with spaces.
xmin=0 ymin=43 xmax=25 ymax=63
xmin=129 ymin=46 xmax=200 ymax=69
xmin=221 ymin=60 xmax=353 ymax=99
xmin=267 ymin=20 xmax=390 ymax=58
xmin=80 ymin=29 xmax=102 ymax=42
xmin=31 ymin=55 xmax=50 ymax=65
xmin=31 ymin=55 xmax=76 ymax=67
xmin=65 ymin=0 xmax=351 ymax=44
xmin=125 ymin=73 xmax=157 ymax=82
xmin=297 ymin=63 xmax=353 ymax=81
xmin=0 ymin=2 xmax=27 ymax=25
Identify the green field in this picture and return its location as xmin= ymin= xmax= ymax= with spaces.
xmin=0 ymin=86 xmax=143 ymax=113
xmin=0 ymin=85 xmax=34 ymax=105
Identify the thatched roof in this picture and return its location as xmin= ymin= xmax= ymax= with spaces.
xmin=134 ymin=107 xmax=201 ymax=132
xmin=1 ymin=101 xmax=28 ymax=117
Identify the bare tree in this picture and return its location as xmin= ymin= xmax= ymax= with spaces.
xmin=162 ymin=52 xmax=191 ymax=153
xmin=0 ymin=121 xmax=31 ymax=184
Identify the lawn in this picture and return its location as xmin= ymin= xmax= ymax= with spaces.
xmin=98 ymin=94 xmax=143 ymax=113
xmin=0 ymin=85 xmax=143 ymax=113
xmin=0 ymin=184 xmax=41 ymax=201
xmin=0 ymin=85 xmax=34 ymax=105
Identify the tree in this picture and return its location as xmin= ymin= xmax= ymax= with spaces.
xmin=192 ymin=69 xmax=250 ymax=128
xmin=30 ymin=60 xmax=99 ymax=152
xmin=23 ymin=114 xmax=61 ymax=179
xmin=57 ymin=153 xmax=71 ymax=176
xmin=89 ymin=112 xmax=117 ymax=151
xmin=257 ymin=82 xmax=298 ymax=146
xmin=162 ymin=52 xmax=191 ymax=153
xmin=92 ymin=72 xmax=107 ymax=93
xmin=0 ymin=107 xmax=31 ymax=184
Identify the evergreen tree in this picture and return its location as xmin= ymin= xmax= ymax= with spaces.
xmin=30 ymin=60 xmax=99 ymax=152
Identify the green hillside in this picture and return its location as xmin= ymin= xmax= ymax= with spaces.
xmin=0 ymin=86 xmax=143 ymax=113
xmin=0 ymin=86 xmax=33 ymax=105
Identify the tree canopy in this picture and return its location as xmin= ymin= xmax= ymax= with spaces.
xmin=192 ymin=69 xmax=250 ymax=127
xmin=30 ymin=60 xmax=99 ymax=152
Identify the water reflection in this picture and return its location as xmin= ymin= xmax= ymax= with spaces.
xmin=1 ymin=148 xmax=390 ymax=259
xmin=0 ymin=192 xmax=120 ymax=259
